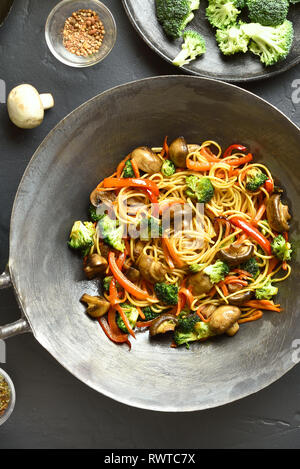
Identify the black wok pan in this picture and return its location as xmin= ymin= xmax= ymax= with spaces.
xmin=1 ymin=76 xmax=300 ymax=412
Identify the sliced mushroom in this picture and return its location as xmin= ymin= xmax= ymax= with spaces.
xmin=209 ymin=305 xmax=241 ymax=335
xmin=226 ymin=322 xmax=240 ymax=337
xmin=90 ymin=188 xmax=116 ymax=208
xmin=80 ymin=294 xmax=110 ymax=318
xmin=137 ymin=253 xmax=167 ymax=284
xmin=84 ymin=254 xmax=108 ymax=280
xmin=133 ymin=240 xmax=145 ymax=261
xmin=99 ymin=241 xmax=111 ymax=260
xmin=169 ymin=137 xmax=188 ymax=168
xmin=219 ymin=243 xmax=254 ymax=266
xmin=149 ymin=314 xmax=178 ymax=336
xmin=188 ymin=271 xmax=213 ymax=296
xmin=131 ymin=147 xmax=162 ymax=174
xmin=201 ymin=304 xmax=217 ymax=318
xmin=229 ymin=290 xmax=253 ymax=306
xmin=267 ymin=194 xmax=291 ymax=233
xmin=126 ymin=266 xmax=141 ymax=283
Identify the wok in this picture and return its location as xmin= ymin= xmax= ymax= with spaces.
xmin=1 ymin=76 xmax=300 ymax=412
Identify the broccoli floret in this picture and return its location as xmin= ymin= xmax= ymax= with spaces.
xmin=186 ymin=175 xmax=214 ymax=203
xmin=206 ymin=0 xmax=242 ymax=30
xmin=271 ymin=235 xmax=292 ymax=261
xmin=245 ymin=168 xmax=268 ymax=192
xmin=161 ymin=159 xmax=176 ymax=177
xmin=140 ymin=216 xmax=162 ymax=241
xmin=68 ymin=221 xmax=95 ymax=257
xmin=155 ymin=283 xmax=179 ymax=305
xmin=241 ymin=257 xmax=260 ymax=279
xmin=190 ymin=0 xmax=200 ymax=10
xmin=241 ymin=20 xmax=294 ymax=66
xmin=247 ymin=0 xmax=289 ymax=27
xmin=189 ymin=264 xmax=202 ymax=273
xmin=103 ymin=276 xmax=112 ymax=293
xmin=142 ymin=307 xmax=161 ymax=321
xmin=173 ymin=30 xmax=206 ymax=66
xmin=89 ymin=205 xmax=104 ymax=222
xmin=216 ymin=23 xmax=250 ymax=55
xmin=174 ymin=320 xmax=213 ymax=347
xmin=123 ymin=160 xmax=135 ymax=178
xmin=255 ymin=281 xmax=278 ymax=300
xmin=177 ymin=313 xmax=200 ymax=333
xmin=204 ymin=260 xmax=229 ymax=284
xmin=155 ymin=0 xmax=195 ymax=39
xmin=116 ymin=305 xmax=139 ymax=333
xmin=98 ymin=215 xmax=125 ymax=252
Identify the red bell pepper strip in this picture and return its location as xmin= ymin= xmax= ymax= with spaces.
xmin=264 ymin=179 xmax=274 ymax=193
xmin=223 ymin=144 xmax=247 ymax=159
xmin=98 ymin=315 xmax=131 ymax=349
xmin=230 ymin=216 xmax=272 ymax=255
xmin=103 ymin=177 xmax=159 ymax=196
xmin=108 ymin=252 xmax=148 ymax=300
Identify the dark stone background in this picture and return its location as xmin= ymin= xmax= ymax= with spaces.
xmin=0 ymin=0 xmax=300 ymax=449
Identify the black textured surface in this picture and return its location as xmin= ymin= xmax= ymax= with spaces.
xmin=0 ymin=0 xmax=300 ymax=449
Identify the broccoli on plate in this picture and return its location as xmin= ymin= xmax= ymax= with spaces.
xmin=155 ymin=0 xmax=196 ymax=39
xmin=68 ymin=221 xmax=95 ymax=257
xmin=204 ymin=260 xmax=229 ymax=284
xmin=185 ymin=175 xmax=214 ymax=203
xmin=89 ymin=205 xmax=104 ymax=222
xmin=216 ymin=23 xmax=250 ymax=55
xmin=241 ymin=257 xmax=260 ymax=279
xmin=98 ymin=214 xmax=125 ymax=252
xmin=174 ymin=314 xmax=214 ymax=347
xmin=206 ymin=0 xmax=244 ymax=30
xmin=245 ymin=168 xmax=268 ymax=192
xmin=142 ymin=306 xmax=161 ymax=321
xmin=246 ymin=0 xmax=289 ymax=27
xmin=116 ymin=305 xmax=139 ymax=333
xmin=241 ymin=20 xmax=294 ymax=66
xmin=255 ymin=281 xmax=278 ymax=300
xmin=154 ymin=283 xmax=179 ymax=305
xmin=123 ymin=160 xmax=135 ymax=178
xmin=140 ymin=216 xmax=162 ymax=241
xmin=173 ymin=30 xmax=206 ymax=66
xmin=271 ymin=234 xmax=292 ymax=261
xmin=161 ymin=159 xmax=176 ymax=177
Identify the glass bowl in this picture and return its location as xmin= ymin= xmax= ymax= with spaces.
xmin=0 ymin=368 xmax=16 ymax=426
xmin=45 ymin=0 xmax=117 ymax=67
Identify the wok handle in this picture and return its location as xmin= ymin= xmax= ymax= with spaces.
xmin=0 ymin=266 xmax=31 ymax=339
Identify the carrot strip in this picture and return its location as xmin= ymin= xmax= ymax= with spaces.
xmin=161 ymin=136 xmax=169 ymax=158
xmin=196 ymin=308 xmax=211 ymax=323
xmin=137 ymin=306 xmax=145 ymax=320
xmin=162 ymin=235 xmax=185 ymax=268
xmin=218 ymin=281 xmax=229 ymax=296
xmin=252 ymin=203 xmax=266 ymax=226
xmin=131 ymin=159 xmax=140 ymax=178
xmin=117 ymin=154 xmax=131 ymax=178
xmin=238 ymin=310 xmax=263 ymax=324
xmin=136 ymin=320 xmax=153 ymax=328
xmin=224 ymin=277 xmax=248 ymax=286
xmin=244 ymin=300 xmax=282 ymax=312
xmin=162 ymin=240 xmax=175 ymax=269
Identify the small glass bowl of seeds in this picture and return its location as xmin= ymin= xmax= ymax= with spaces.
xmin=45 ymin=0 xmax=117 ymax=67
xmin=0 ymin=368 xmax=15 ymax=426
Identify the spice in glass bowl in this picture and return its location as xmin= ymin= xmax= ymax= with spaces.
xmin=63 ymin=9 xmax=106 ymax=57
xmin=0 ymin=374 xmax=10 ymax=417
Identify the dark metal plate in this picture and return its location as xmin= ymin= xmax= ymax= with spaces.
xmin=0 ymin=0 xmax=13 ymax=26
xmin=122 ymin=0 xmax=300 ymax=83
